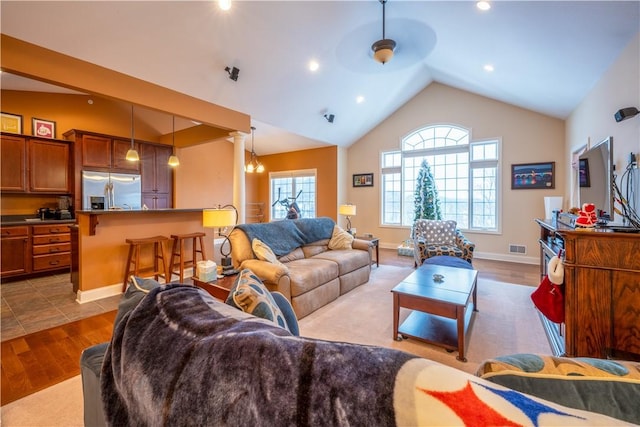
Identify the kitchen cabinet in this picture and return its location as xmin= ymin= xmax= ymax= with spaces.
xmin=0 ymin=134 xmax=27 ymax=191
xmin=28 ymin=138 xmax=70 ymax=193
xmin=1 ymin=226 xmax=30 ymax=277
xmin=1 ymin=134 xmax=69 ymax=194
xmin=31 ymin=224 xmax=71 ymax=272
xmin=141 ymin=143 xmax=173 ymax=208
xmin=112 ymin=138 xmax=140 ymax=171
xmin=70 ymin=131 xmax=140 ymax=172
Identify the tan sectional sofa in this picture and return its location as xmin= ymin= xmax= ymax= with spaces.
xmin=229 ymin=217 xmax=372 ymax=318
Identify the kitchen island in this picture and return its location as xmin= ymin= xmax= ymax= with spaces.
xmin=75 ymin=209 xmax=217 ymax=302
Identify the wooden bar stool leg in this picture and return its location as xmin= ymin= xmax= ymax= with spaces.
xmin=123 ymin=244 xmax=135 ymax=291
xmin=197 ymin=235 xmax=207 ymax=263
xmin=169 ymin=238 xmax=179 ymax=282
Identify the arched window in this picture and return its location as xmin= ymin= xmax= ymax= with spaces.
xmin=381 ymin=124 xmax=499 ymax=231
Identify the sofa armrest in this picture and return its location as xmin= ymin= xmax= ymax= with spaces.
xmin=455 ymin=231 xmax=475 ymax=262
xmin=352 ymin=238 xmax=371 ymax=252
xmin=239 ymin=259 xmax=292 ymax=300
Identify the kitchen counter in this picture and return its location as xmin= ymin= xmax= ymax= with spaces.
xmin=1 ymin=215 xmax=76 ymax=226
xmin=74 ymin=209 xmax=215 ymax=301
xmin=75 ymin=209 xmax=204 ymax=235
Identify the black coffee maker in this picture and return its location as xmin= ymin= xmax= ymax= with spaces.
xmin=37 ymin=207 xmax=55 ymax=220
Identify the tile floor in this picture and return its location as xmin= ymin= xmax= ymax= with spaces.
xmin=1 ymin=273 xmax=121 ymax=342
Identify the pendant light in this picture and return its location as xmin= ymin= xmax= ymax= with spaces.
xmin=244 ymin=126 xmax=264 ymax=173
xmin=167 ymin=115 xmax=180 ymax=167
xmin=371 ymin=0 xmax=396 ymax=64
xmin=125 ymin=105 xmax=140 ymax=161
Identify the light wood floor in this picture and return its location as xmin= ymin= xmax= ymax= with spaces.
xmin=0 ymin=250 xmax=539 ymax=405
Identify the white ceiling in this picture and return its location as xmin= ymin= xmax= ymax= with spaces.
xmin=1 ymin=1 xmax=639 ymax=155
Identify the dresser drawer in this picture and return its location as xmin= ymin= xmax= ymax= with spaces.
xmin=32 ymin=224 xmax=71 ymax=235
xmin=1 ymin=226 xmax=29 ymax=237
xmin=33 ymin=253 xmax=70 ymax=271
xmin=32 ymin=243 xmax=71 ymax=255
xmin=32 ymin=233 xmax=70 ymax=245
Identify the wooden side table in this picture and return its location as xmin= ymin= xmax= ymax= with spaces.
xmin=191 ymin=274 xmax=238 ymax=301
xmin=357 ymin=236 xmax=379 ymax=267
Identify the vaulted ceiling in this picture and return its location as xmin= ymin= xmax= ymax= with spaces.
xmin=1 ymin=1 xmax=638 ymax=154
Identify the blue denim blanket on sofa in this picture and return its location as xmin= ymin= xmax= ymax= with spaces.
xmin=235 ymin=217 xmax=335 ymax=256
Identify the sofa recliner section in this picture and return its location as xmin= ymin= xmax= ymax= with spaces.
xmin=229 ymin=217 xmax=372 ymax=319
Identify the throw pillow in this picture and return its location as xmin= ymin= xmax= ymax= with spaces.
xmin=328 ymin=225 xmax=354 ymax=250
xmin=252 ymin=238 xmax=286 ymax=268
xmin=114 ymin=276 xmax=161 ymax=330
xmin=225 ymin=268 xmax=291 ymax=333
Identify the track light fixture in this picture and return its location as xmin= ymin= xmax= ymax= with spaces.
xmin=225 ymin=66 xmax=240 ymax=81
xmin=614 ymin=107 xmax=640 ymax=122
xmin=372 ymin=0 xmax=396 ymax=64
xmin=324 ymin=114 xmax=335 ymax=123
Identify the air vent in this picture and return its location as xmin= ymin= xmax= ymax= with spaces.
xmin=509 ymin=244 xmax=527 ymax=254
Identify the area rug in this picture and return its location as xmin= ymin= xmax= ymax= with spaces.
xmin=298 ymin=264 xmax=550 ymax=375
xmin=1 ymin=264 xmax=549 ymax=426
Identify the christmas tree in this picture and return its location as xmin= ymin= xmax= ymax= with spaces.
xmin=414 ymin=159 xmax=442 ymax=221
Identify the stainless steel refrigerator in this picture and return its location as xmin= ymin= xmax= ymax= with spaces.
xmin=82 ymin=171 xmax=142 ymax=210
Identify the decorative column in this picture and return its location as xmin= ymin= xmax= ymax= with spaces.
xmin=231 ymin=131 xmax=246 ymax=224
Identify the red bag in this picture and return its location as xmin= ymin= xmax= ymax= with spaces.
xmin=531 ymin=275 xmax=564 ymax=323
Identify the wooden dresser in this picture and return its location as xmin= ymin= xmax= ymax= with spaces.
xmin=537 ymin=219 xmax=640 ymax=360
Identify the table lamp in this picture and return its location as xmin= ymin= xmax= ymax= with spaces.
xmin=203 ymin=205 xmax=238 ymax=274
xmin=339 ymin=204 xmax=357 ymax=235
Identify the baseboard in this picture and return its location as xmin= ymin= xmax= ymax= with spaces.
xmin=76 ymin=283 xmax=122 ymax=304
xmin=378 ymin=242 xmax=538 ymax=265
xmin=75 ymin=267 xmax=195 ymax=304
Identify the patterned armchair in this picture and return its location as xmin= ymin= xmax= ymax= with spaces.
xmin=412 ymin=219 xmax=475 ymax=266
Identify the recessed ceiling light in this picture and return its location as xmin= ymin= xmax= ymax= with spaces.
xmin=483 ymin=64 xmax=494 ymax=72
xmin=309 ymin=60 xmax=319 ymax=72
xmin=476 ymin=1 xmax=491 ymax=11
xmin=218 ymin=0 xmax=231 ymax=11
xmin=356 ymin=96 xmax=365 ymax=104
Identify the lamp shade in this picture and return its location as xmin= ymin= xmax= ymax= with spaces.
xmin=203 ymin=208 xmax=236 ymax=228
xmin=339 ymin=204 xmax=356 ymax=217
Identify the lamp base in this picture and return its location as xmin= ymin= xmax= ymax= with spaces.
xmin=221 ymin=256 xmax=233 ymax=271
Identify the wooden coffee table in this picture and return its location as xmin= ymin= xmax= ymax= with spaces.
xmin=391 ymin=263 xmax=478 ymax=361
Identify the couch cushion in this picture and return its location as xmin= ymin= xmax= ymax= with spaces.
xmin=301 ymin=239 xmax=330 ymax=258
xmin=225 ymin=268 xmax=291 ymax=333
xmin=278 ymin=247 xmax=305 ymax=263
xmin=285 ymin=258 xmax=339 ymax=297
xmin=312 ymin=249 xmax=370 ymax=276
xmin=477 ymin=353 xmax=640 ymax=424
xmin=328 ymin=226 xmax=354 ymax=250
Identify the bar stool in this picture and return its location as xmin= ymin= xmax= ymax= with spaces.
xmin=169 ymin=232 xmax=208 ymax=283
xmin=122 ymin=236 xmax=170 ymax=291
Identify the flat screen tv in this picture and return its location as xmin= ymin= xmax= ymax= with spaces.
xmin=579 ymin=136 xmax=613 ymax=220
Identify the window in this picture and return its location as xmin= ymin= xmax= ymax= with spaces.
xmin=381 ymin=125 xmax=499 ymax=231
xmin=270 ymin=169 xmax=317 ymax=220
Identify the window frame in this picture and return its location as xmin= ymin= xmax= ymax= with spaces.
xmin=269 ymin=168 xmax=317 ymax=221
xmin=380 ymin=125 xmax=501 ymax=233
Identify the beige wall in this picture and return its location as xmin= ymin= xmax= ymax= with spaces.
xmin=346 ymin=82 xmax=566 ymax=263
xmin=566 ymin=31 xmax=640 ymax=217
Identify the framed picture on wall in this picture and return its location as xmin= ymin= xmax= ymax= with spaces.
xmin=1 ymin=112 xmax=23 ymax=134
xmin=511 ymin=162 xmax=555 ymax=189
xmin=32 ymin=117 xmax=57 ymax=139
xmin=353 ymin=173 xmax=374 ymax=187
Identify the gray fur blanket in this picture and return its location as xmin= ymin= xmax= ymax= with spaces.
xmin=101 ymin=285 xmax=416 ymax=426
xmin=236 ymin=217 xmax=335 ymax=256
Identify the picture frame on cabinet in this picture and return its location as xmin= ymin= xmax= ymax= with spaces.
xmin=1 ymin=112 xmax=23 ymax=134
xmin=32 ymin=117 xmax=56 ymax=139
